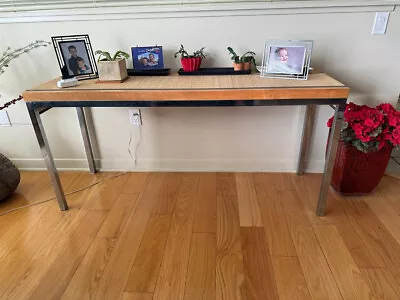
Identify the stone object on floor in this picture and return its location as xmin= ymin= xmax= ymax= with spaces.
xmin=0 ymin=153 xmax=20 ymax=202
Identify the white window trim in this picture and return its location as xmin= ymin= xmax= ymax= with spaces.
xmin=0 ymin=1 xmax=398 ymax=23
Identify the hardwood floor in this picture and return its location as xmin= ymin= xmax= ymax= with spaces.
xmin=0 ymin=171 xmax=400 ymax=300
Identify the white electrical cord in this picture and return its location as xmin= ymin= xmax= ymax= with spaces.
xmin=0 ymin=113 xmax=143 ymax=217
xmin=0 ymin=172 xmax=128 ymax=217
xmin=128 ymin=123 xmax=142 ymax=167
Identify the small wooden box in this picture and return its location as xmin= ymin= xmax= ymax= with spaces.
xmin=98 ymin=58 xmax=128 ymax=82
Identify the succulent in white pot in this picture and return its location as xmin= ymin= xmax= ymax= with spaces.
xmin=95 ymin=50 xmax=130 ymax=82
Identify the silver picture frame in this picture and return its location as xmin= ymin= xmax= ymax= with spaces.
xmin=260 ymin=40 xmax=313 ymax=80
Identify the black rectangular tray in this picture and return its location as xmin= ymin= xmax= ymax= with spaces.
xmin=127 ymin=68 xmax=170 ymax=76
xmin=178 ymin=67 xmax=251 ymax=76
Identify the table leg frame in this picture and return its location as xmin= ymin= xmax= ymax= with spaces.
xmin=27 ymin=104 xmax=68 ymax=211
xmin=316 ymin=104 xmax=345 ymax=216
xmin=27 ymin=99 xmax=346 ymax=214
xmin=297 ymin=104 xmax=316 ymax=175
xmin=76 ymin=107 xmax=96 ymax=174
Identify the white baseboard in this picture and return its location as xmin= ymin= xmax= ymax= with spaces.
xmin=11 ymin=158 xmax=325 ymax=173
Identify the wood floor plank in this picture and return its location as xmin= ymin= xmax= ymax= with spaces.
xmin=183 ymin=233 xmax=216 ymax=300
xmin=193 ymin=173 xmax=217 ymax=233
xmin=240 ymin=227 xmax=278 ymax=300
xmin=364 ymin=192 xmax=400 ymax=246
xmin=216 ymin=173 xmax=247 ymax=300
xmin=61 ymin=237 xmax=115 ymax=300
xmin=123 ymin=292 xmax=153 ymax=300
xmin=290 ymin=174 xmax=335 ymax=226
xmin=349 ymin=199 xmax=400 ymax=272
xmin=2 ymin=172 xmax=400 ymax=300
xmin=94 ymin=173 xmax=165 ymax=300
xmin=261 ymin=173 xmax=295 ymax=192
xmin=90 ymin=174 xmax=130 ymax=211
xmin=314 ymin=224 xmax=375 ymax=300
xmin=0 ymin=185 xmax=103 ymax=300
xmin=377 ymin=176 xmax=400 ymax=215
xmin=0 ymin=171 xmax=80 ymax=263
xmin=125 ymin=215 xmax=172 ymax=293
xmin=252 ymin=174 xmax=296 ymax=257
xmin=279 ymin=190 xmax=342 ymax=300
xmin=272 ymin=256 xmax=311 ymax=300
xmin=154 ymin=173 xmax=181 ymax=215
xmin=0 ymin=171 xmax=78 ymax=216
xmin=123 ymin=172 xmax=149 ymax=194
xmin=153 ymin=173 xmax=199 ymax=300
xmin=97 ymin=193 xmax=137 ymax=238
xmin=30 ymin=211 xmax=107 ymax=300
xmin=297 ymin=177 xmax=387 ymax=269
xmin=235 ymin=173 xmax=263 ymax=227
xmin=361 ymin=268 xmax=400 ymax=300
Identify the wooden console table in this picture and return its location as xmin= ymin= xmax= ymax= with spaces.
xmin=23 ymin=73 xmax=349 ymax=216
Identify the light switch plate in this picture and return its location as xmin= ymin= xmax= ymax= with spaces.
xmin=372 ymin=12 xmax=390 ymax=35
xmin=0 ymin=110 xmax=11 ymax=126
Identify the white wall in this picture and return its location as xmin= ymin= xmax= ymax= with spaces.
xmin=0 ymin=9 xmax=399 ymax=172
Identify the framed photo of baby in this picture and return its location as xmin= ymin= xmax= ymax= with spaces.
xmin=261 ymin=40 xmax=313 ymax=80
xmin=52 ymin=35 xmax=98 ymax=81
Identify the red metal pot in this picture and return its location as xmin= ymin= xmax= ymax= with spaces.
xmin=181 ymin=57 xmax=202 ymax=72
xmin=330 ymin=139 xmax=392 ymax=194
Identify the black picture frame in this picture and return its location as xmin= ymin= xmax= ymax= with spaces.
xmin=51 ymin=34 xmax=98 ymax=81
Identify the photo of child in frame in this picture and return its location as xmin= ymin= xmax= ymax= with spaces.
xmin=59 ymin=40 xmax=93 ymax=76
xmin=132 ymin=46 xmax=164 ymax=70
xmin=267 ymin=46 xmax=306 ymax=75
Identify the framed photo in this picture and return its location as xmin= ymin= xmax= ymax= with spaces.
xmin=51 ymin=35 xmax=98 ymax=81
xmin=132 ymin=46 xmax=164 ymax=70
xmin=261 ymin=40 xmax=313 ymax=80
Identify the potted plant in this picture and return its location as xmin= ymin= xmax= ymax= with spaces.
xmin=227 ymin=47 xmax=256 ymax=71
xmin=174 ymin=44 xmax=205 ymax=72
xmin=0 ymin=40 xmax=50 ymax=201
xmin=327 ymin=102 xmax=400 ymax=194
xmin=95 ymin=50 xmax=130 ymax=82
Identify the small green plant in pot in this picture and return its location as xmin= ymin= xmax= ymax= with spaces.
xmin=227 ymin=47 xmax=256 ymax=71
xmin=95 ymin=50 xmax=130 ymax=82
xmin=174 ymin=45 xmax=206 ymax=72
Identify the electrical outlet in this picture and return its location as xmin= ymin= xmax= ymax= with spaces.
xmin=372 ymin=12 xmax=390 ymax=35
xmin=129 ymin=109 xmax=142 ymax=127
xmin=0 ymin=110 xmax=11 ymax=126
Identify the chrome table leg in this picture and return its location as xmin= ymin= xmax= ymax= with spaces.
xmin=316 ymin=104 xmax=345 ymax=216
xmin=297 ymin=104 xmax=316 ymax=175
xmin=28 ymin=105 xmax=68 ymax=211
xmin=76 ymin=107 xmax=96 ymax=174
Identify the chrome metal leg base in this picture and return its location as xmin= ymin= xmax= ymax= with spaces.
xmin=297 ymin=105 xmax=316 ymax=175
xmin=76 ymin=107 xmax=96 ymax=174
xmin=27 ymin=104 xmax=68 ymax=211
xmin=316 ymin=104 xmax=345 ymax=216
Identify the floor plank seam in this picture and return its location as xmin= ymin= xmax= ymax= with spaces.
xmin=278 ymin=188 xmax=338 ymax=300
xmin=130 ymin=212 xmax=173 ymax=294
xmin=59 ymin=212 xmax=109 ymax=299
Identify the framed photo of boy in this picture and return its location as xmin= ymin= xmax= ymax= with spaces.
xmin=132 ymin=46 xmax=164 ymax=70
xmin=52 ymin=35 xmax=98 ymax=81
xmin=261 ymin=40 xmax=313 ymax=80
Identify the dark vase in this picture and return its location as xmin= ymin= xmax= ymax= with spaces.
xmin=0 ymin=153 xmax=20 ymax=202
xmin=330 ymin=139 xmax=392 ymax=194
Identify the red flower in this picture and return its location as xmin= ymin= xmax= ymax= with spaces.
xmin=364 ymin=118 xmax=375 ymax=128
xmin=377 ymin=103 xmax=395 ymax=114
xmin=360 ymin=135 xmax=371 ymax=143
xmin=327 ymin=102 xmax=400 ymax=150
xmin=389 ymin=116 xmax=398 ymax=127
xmin=327 ymin=116 xmax=333 ymax=128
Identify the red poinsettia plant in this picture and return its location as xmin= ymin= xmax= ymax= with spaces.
xmin=327 ymin=102 xmax=400 ymax=153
